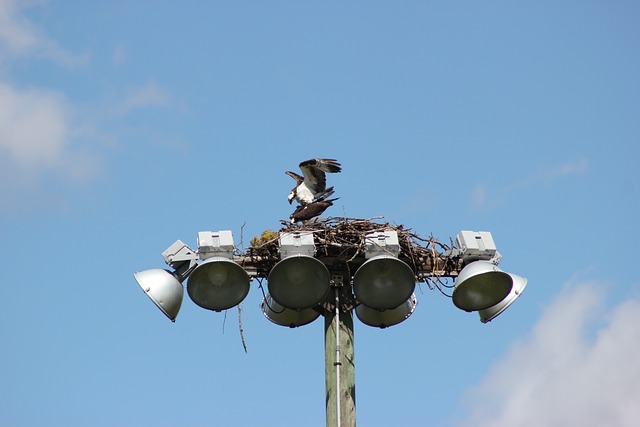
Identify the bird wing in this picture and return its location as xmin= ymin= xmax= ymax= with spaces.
xmin=291 ymin=202 xmax=327 ymax=222
xmin=290 ymin=204 xmax=306 ymax=218
xmin=298 ymin=159 xmax=342 ymax=195
xmin=290 ymin=196 xmax=338 ymax=222
xmin=285 ymin=171 xmax=304 ymax=185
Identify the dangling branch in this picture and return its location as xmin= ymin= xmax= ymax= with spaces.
xmin=238 ymin=304 xmax=248 ymax=353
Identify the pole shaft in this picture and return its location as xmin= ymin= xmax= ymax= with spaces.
xmin=325 ymin=286 xmax=356 ymax=427
xmin=334 ymin=288 xmax=342 ymax=427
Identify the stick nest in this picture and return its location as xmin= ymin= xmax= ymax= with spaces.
xmin=246 ymin=217 xmax=460 ymax=278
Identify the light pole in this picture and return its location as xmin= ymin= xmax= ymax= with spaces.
xmin=325 ymin=276 xmax=356 ymax=427
xmin=134 ymin=219 xmax=527 ymax=427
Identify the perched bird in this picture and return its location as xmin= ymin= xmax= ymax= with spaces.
xmin=290 ymin=190 xmax=338 ymax=223
xmin=286 ymin=158 xmax=341 ymax=205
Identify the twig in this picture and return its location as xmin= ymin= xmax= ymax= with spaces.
xmin=239 ymin=221 xmax=247 ymax=254
xmin=222 ymin=310 xmax=227 ymax=334
xmin=238 ymin=304 xmax=248 ymax=353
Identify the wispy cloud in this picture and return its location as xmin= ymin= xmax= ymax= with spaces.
xmin=0 ymin=1 xmax=104 ymax=214
xmin=0 ymin=2 xmax=178 ymax=216
xmin=469 ymin=158 xmax=589 ymax=212
xmin=118 ymin=80 xmax=172 ymax=114
xmin=457 ymin=281 xmax=640 ymax=427
xmin=541 ymin=157 xmax=588 ymax=181
xmin=0 ymin=0 xmax=37 ymax=53
xmin=111 ymin=44 xmax=127 ymax=68
xmin=470 ymin=184 xmax=491 ymax=212
xmin=0 ymin=0 xmax=88 ymax=66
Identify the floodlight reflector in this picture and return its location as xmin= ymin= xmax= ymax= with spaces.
xmin=134 ymin=269 xmax=184 ymax=322
xmin=452 ymin=261 xmax=513 ymax=312
xmin=261 ymin=293 xmax=321 ymax=327
xmin=479 ymin=273 xmax=527 ymax=323
xmin=355 ymin=293 xmax=417 ymax=328
xmin=353 ymin=255 xmax=416 ymax=310
xmin=187 ymin=257 xmax=250 ymax=311
xmin=267 ymin=254 xmax=330 ymax=309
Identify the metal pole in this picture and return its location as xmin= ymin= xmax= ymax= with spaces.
xmin=325 ymin=284 xmax=356 ymax=427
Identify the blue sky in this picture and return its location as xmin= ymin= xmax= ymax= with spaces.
xmin=1 ymin=1 xmax=639 ymax=426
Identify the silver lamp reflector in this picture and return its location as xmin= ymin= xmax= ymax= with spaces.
xmin=134 ymin=269 xmax=184 ymax=322
xmin=479 ymin=273 xmax=528 ymax=323
xmin=452 ymin=260 xmax=513 ymax=312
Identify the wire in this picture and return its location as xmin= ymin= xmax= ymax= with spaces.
xmin=257 ymin=278 xmax=286 ymax=314
xmin=437 ymin=277 xmax=455 ymax=288
xmin=431 ymin=279 xmax=453 ymax=298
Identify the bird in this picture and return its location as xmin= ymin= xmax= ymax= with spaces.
xmin=290 ymin=190 xmax=339 ymax=223
xmin=286 ymin=158 xmax=341 ymax=206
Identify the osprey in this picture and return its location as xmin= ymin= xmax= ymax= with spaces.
xmin=286 ymin=158 xmax=341 ymax=205
xmin=290 ymin=190 xmax=338 ymax=223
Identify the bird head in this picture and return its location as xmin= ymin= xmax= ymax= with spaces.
xmin=287 ymin=190 xmax=296 ymax=204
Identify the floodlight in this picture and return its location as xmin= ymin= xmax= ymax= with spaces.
xmin=353 ymin=255 xmax=416 ymax=310
xmin=261 ymin=293 xmax=321 ymax=327
xmin=355 ymin=293 xmax=417 ymax=328
xmin=187 ymin=257 xmax=250 ymax=311
xmin=479 ymin=273 xmax=527 ymax=323
xmin=186 ymin=230 xmax=251 ymax=311
xmin=134 ymin=269 xmax=184 ymax=322
xmin=268 ymin=254 xmax=330 ymax=309
xmin=267 ymin=232 xmax=330 ymax=309
xmin=134 ymin=240 xmax=197 ymax=322
xmin=452 ymin=261 xmax=514 ymax=312
xmin=352 ymin=230 xmax=416 ymax=310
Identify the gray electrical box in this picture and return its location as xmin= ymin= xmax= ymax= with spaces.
xmin=197 ymin=230 xmax=235 ymax=259
xmin=162 ymin=240 xmax=197 ymax=266
xmin=279 ymin=232 xmax=315 ymax=258
xmin=456 ymin=230 xmax=498 ymax=262
xmin=364 ymin=230 xmax=400 ymax=258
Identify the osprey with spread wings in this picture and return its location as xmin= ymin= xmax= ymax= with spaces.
xmin=286 ymin=158 xmax=341 ymax=206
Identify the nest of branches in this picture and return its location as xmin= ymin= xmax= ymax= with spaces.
xmin=246 ymin=217 xmax=461 ymax=280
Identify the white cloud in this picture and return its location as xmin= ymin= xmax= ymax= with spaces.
xmin=0 ymin=82 xmax=101 ymax=213
xmin=0 ymin=82 xmax=69 ymax=168
xmin=457 ymin=282 xmax=640 ymax=427
xmin=0 ymin=1 xmax=102 ymax=214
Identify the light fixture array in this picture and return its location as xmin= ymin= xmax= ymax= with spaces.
xmin=134 ymin=229 xmax=526 ymax=325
